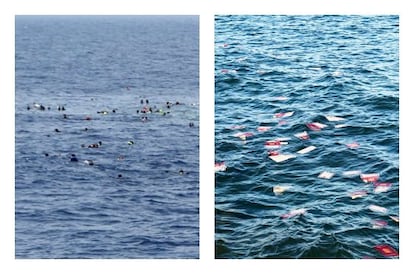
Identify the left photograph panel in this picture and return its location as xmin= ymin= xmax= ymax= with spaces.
xmin=15 ymin=15 xmax=199 ymax=259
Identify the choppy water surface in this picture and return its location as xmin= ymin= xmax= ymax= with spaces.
xmin=215 ymin=15 xmax=399 ymax=259
xmin=15 ymin=15 xmax=199 ymax=258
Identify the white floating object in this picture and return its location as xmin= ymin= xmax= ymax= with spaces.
xmin=234 ymin=132 xmax=254 ymax=140
xmin=307 ymin=122 xmax=327 ymax=131
xmin=372 ymin=220 xmax=388 ymax=229
xmin=274 ymin=111 xmax=294 ymax=118
xmin=297 ymin=145 xmax=316 ymax=154
xmin=334 ymin=124 xmax=349 ymax=128
xmin=368 ymin=204 xmax=388 ymax=214
xmin=373 ymin=182 xmax=392 ymax=194
xmin=343 ymin=170 xmax=362 ymax=177
xmin=257 ymin=126 xmax=271 ymax=132
xmin=390 ymin=216 xmax=399 ymax=223
xmin=274 ymin=96 xmax=289 ymax=101
xmin=325 ymin=115 xmax=346 ymax=122
xmin=294 ymin=131 xmax=310 ymax=140
xmin=269 ymin=154 xmax=296 ymax=163
xmin=346 ymin=142 xmax=360 ymax=149
xmin=215 ymin=162 xmax=227 ymax=172
xmin=276 ymin=137 xmax=291 ymax=141
xmin=273 ymin=185 xmax=291 ymax=194
xmin=318 ymin=171 xmax=334 ymax=179
xmin=281 ymin=208 xmax=307 ymax=219
xmin=349 ymin=190 xmax=367 ymax=199
xmin=360 ymin=173 xmax=380 ymax=183
xmin=264 ymin=140 xmax=281 ymax=149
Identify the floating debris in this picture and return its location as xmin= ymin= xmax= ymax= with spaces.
xmin=374 ymin=244 xmax=398 ymax=257
xmin=349 ymin=190 xmax=367 ymax=199
xmin=273 ymin=185 xmax=291 ymax=194
xmin=306 ymin=122 xmax=327 ymax=131
xmin=257 ymin=126 xmax=271 ymax=132
xmin=269 ymin=154 xmax=296 ymax=163
xmin=234 ymin=132 xmax=254 ymax=140
xmin=318 ymin=171 xmax=334 ymax=179
xmin=343 ymin=170 xmax=362 ymax=177
xmin=325 ymin=115 xmax=346 ymax=122
xmin=294 ymin=131 xmax=310 ymax=140
xmin=361 ymin=173 xmax=380 ymax=183
xmin=373 ymin=182 xmax=392 ymax=194
xmin=389 ymin=216 xmax=399 ymax=223
xmin=372 ymin=220 xmax=388 ymax=229
xmin=215 ymin=162 xmax=227 ymax=172
xmin=281 ymin=208 xmax=306 ymax=219
xmin=267 ymin=150 xmax=279 ymax=156
xmin=274 ymin=111 xmax=294 ymax=118
xmin=296 ymin=145 xmax=316 ymax=154
xmin=83 ymin=160 xmax=94 ymax=166
xmin=368 ymin=204 xmax=387 ymax=214
xmin=264 ymin=140 xmax=282 ymax=149
xmin=346 ymin=142 xmax=360 ymax=149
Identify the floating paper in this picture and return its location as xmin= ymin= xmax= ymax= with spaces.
xmin=268 ymin=151 xmax=279 ymax=156
xmin=372 ymin=220 xmax=388 ymax=229
xmin=234 ymin=132 xmax=254 ymax=140
xmin=265 ymin=140 xmax=281 ymax=149
xmin=361 ymin=173 xmax=380 ymax=183
xmin=257 ymin=126 xmax=271 ymax=132
xmin=373 ymin=182 xmax=392 ymax=194
xmin=273 ymin=185 xmax=291 ymax=194
xmin=274 ymin=96 xmax=289 ymax=101
xmin=274 ymin=111 xmax=294 ymax=118
xmin=281 ymin=208 xmax=306 ymax=219
xmin=278 ymin=120 xmax=288 ymax=126
xmin=325 ymin=115 xmax=346 ymax=122
xmin=318 ymin=171 xmax=334 ymax=179
xmin=390 ymin=216 xmax=399 ymax=223
xmin=269 ymin=154 xmax=296 ymax=163
xmin=215 ymin=162 xmax=227 ymax=172
xmin=368 ymin=205 xmax=387 ymax=214
xmin=346 ymin=142 xmax=360 ymax=149
xmin=276 ymin=137 xmax=291 ymax=141
xmin=374 ymin=245 xmax=398 ymax=257
xmin=343 ymin=170 xmax=362 ymax=177
xmin=334 ymin=124 xmax=349 ymax=128
xmin=294 ymin=131 xmax=310 ymax=140
xmin=349 ymin=190 xmax=367 ymax=199
xmin=307 ymin=122 xmax=327 ymax=131
xmin=297 ymin=145 xmax=316 ymax=154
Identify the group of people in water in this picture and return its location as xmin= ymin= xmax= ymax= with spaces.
xmin=28 ymin=97 xmax=197 ymax=177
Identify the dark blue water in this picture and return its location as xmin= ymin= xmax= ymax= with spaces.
xmin=15 ymin=15 xmax=199 ymax=258
xmin=215 ymin=15 xmax=399 ymax=259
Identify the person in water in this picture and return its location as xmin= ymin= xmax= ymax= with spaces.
xmin=70 ymin=154 xmax=78 ymax=162
xmin=88 ymin=141 xmax=102 ymax=148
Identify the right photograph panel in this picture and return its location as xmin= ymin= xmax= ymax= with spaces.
xmin=215 ymin=15 xmax=399 ymax=259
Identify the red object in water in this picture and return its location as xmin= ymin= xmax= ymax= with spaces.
xmin=360 ymin=173 xmax=380 ymax=183
xmin=306 ymin=122 xmax=326 ymax=131
xmin=374 ymin=244 xmax=398 ymax=257
xmin=257 ymin=126 xmax=271 ymax=132
xmin=346 ymin=142 xmax=360 ymax=149
xmin=265 ymin=140 xmax=281 ymax=147
xmin=268 ymin=151 xmax=279 ymax=156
